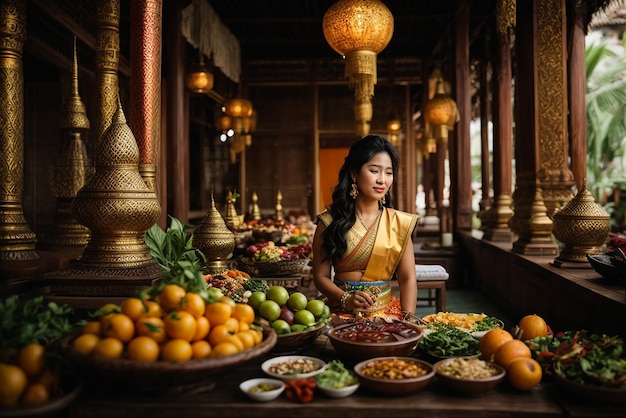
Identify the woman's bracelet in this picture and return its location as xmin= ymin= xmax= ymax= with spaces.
xmin=340 ymin=291 xmax=353 ymax=311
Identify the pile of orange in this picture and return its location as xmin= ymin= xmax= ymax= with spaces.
xmin=72 ymin=284 xmax=263 ymax=362
xmin=479 ymin=314 xmax=548 ymax=391
xmin=0 ymin=343 xmax=61 ymax=407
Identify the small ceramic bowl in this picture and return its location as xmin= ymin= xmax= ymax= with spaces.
xmin=261 ymin=355 xmax=327 ymax=381
xmin=316 ymin=382 xmax=360 ymax=398
xmin=239 ymin=378 xmax=285 ymax=402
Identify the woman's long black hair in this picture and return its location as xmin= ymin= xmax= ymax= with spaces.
xmin=321 ymin=135 xmax=399 ymax=264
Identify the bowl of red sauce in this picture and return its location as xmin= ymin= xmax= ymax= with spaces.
xmin=327 ymin=319 xmax=424 ymax=362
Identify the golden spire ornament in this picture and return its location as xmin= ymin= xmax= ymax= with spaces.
xmin=249 ymin=191 xmax=262 ymax=221
xmin=193 ymin=193 xmax=236 ymax=275
xmin=275 ymin=190 xmax=284 ymax=222
xmin=49 ymin=37 xmax=93 ymax=247
xmin=46 ymin=96 xmax=162 ymax=297
xmin=224 ymin=190 xmax=242 ymax=230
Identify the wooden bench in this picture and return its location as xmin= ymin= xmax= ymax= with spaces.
xmin=390 ymin=264 xmax=448 ymax=313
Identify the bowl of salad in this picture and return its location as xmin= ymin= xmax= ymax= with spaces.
xmin=314 ymin=360 xmax=360 ymax=398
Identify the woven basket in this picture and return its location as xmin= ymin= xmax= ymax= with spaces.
xmin=272 ymin=321 xmax=327 ymax=353
xmin=239 ymin=257 xmax=309 ymax=277
xmin=60 ymin=324 xmax=277 ymax=390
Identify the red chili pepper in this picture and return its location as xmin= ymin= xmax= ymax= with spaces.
xmin=285 ymin=378 xmax=316 ymax=403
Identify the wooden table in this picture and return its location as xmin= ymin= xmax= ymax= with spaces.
xmin=65 ymin=335 xmax=626 ymax=418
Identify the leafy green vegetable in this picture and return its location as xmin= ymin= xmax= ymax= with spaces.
xmin=314 ymin=360 xmax=358 ymax=388
xmin=0 ymin=295 xmax=75 ymax=350
xmin=418 ymin=325 xmax=480 ymax=357
xmin=553 ymin=331 xmax=626 ymax=388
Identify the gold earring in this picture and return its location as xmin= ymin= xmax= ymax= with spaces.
xmin=350 ymin=179 xmax=358 ymax=199
xmin=381 ymin=194 xmax=386 ymax=205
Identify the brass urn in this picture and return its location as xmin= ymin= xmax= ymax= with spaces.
xmin=193 ymin=194 xmax=236 ymax=275
xmin=552 ymin=181 xmax=610 ymax=267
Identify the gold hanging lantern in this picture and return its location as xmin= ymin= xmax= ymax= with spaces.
xmin=224 ymin=98 xmax=253 ymax=118
xmin=224 ymin=98 xmax=254 ymax=163
xmin=323 ymin=0 xmax=394 ymax=105
xmin=386 ymin=116 xmax=401 ymax=146
xmin=423 ymin=77 xmax=459 ymax=142
xmin=185 ymin=51 xmax=213 ymax=94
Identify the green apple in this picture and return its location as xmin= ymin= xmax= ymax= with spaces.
xmin=258 ymin=300 xmax=281 ymax=321
xmin=294 ymin=309 xmax=316 ymax=326
xmin=305 ymin=299 xmax=326 ymax=318
xmin=266 ymin=285 xmax=290 ymax=306
xmin=247 ymin=291 xmax=266 ymax=310
xmin=271 ymin=319 xmax=291 ymax=334
xmin=290 ymin=324 xmax=308 ymax=333
xmin=287 ymin=292 xmax=308 ymax=311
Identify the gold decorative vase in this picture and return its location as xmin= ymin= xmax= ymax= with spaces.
xmin=552 ymin=182 xmax=610 ymax=268
xmin=193 ymin=195 xmax=236 ymax=275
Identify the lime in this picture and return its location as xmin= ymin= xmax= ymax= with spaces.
xmin=258 ymin=300 xmax=281 ymax=321
xmin=293 ymin=309 xmax=315 ymax=326
xmin=290 ymin=324 xmax=307 ymax=332
xmin=320 ymin=304 xmax=331 ymax=319
xmin=305 ymin=299 xmax=326 ymax=318
xmin=287 ymin=292 xmax=308 ymax=311
xmin=266 ymin=285 xmax=290 ymax=306
xmin=271 ymin=319 xmax=291 ymax=334
xmin=247 ymin=291 xmax=266 ymax=310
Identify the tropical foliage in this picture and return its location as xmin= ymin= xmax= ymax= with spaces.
xmin=585 ymin=32 xmax=626 ymax=205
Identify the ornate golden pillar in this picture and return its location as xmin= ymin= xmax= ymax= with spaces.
xmin=0 ymin=0 xmax=38 ymax=267
xmin=509 ymin=0 xmax=573 ymax=255
xmin=95 ymin=0 xmax=120 ymax=147
xmin=535 ymin=0 xmax=575 ymax=216
xmin=130 ymin=0 xmax=162 ymax=192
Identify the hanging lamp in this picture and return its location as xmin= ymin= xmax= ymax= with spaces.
xmin=423 ymin=78 xmax=459 ymax=141
xmin=323 ymin=0 xmax=394 ymax=134
xmin=185 ymin=50 xmax=213 ymax=94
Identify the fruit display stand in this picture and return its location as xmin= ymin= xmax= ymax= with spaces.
xmin=63 ymin=333 xmax=626 ymax=418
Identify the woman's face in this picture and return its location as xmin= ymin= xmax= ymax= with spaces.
xmin=355 ymin=151 xmax=393 ymax=201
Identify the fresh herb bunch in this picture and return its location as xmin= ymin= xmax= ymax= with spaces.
xmin=0 ymin=295 xmax=75 ymax=351
xmin=144 ymin=216 xmax=213 ymax=302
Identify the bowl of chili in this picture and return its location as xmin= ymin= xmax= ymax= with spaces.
xmin=327 ymin=319 xmax=424 ymax=362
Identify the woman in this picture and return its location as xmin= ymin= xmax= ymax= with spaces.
xmin=312 ymin=135 xmax=418 ymax=321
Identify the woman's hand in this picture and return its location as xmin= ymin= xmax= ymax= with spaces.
xmin=348 ymin=290 xmax=376 ymax=310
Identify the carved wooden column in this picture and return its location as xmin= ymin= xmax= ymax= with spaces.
xmin=483 ymin=4 xmax=515 ymax=242
xmin=509 ymin=0 xmax=572 ymax=255
xmin=130 ymin=0 xmax=162 ymax=196
xmin=567 ymin=0 xmax=587 ymax=191
xmin=477 ymin=57 xmax=492 ymax=230
xmin=0 ymin=0 xmax=38 ymax=273
xmin=164 ymin=0 xmax=189 ymax=223
xmin=450 ymin=0 xmax=473 ymax=232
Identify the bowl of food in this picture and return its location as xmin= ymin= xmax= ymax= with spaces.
xmin=417 ymin=325 xmax=481 ymax=359
xmin=261 ymin=355 xmax=326 ymax=381
xmin=354 ymin=356 xmax=435 ymax=396
xmin=239 ymin=377 xmax=285 ymax=402
xmin=434 ymin=357 xmax=506 ymax=396
xmin=314 ymin=360 xmax=360 ymax=398
xmin=327 ymin=319 xmax=423 ymax=362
